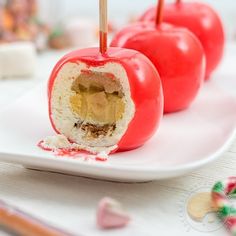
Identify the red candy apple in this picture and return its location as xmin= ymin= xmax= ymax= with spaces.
xmin=47 ymin=0 xmax=163 ymax=154
xmin=48 ymin=47 xmax=163 ymax=153
xmin=111 ymin=0 xmax=205 ymax=113
xmin=140 ymin=0 xmax=225 ymax=79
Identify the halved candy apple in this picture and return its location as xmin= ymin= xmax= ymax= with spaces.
xmin=48 ymin=47 xmax=163 ymax=154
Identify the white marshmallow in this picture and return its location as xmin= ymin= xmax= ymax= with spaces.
xmin=0 ymin=42 xmax=37 ymax=79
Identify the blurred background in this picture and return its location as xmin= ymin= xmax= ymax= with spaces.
xmin=38 ymin=0 xmax=236 ymax=41
xmin=0 ymin=0 xmax=236 ymax=52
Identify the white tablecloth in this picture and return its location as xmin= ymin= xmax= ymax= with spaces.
xmin=0 ymin=44 xmax=235 ymax=236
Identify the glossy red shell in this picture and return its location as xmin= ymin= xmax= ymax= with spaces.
xmin=140 ymin=2 xmax=225 ymax=79
xmin=48 ymin=47 xmax=163 ymax=152
xmin=111 ymin=22 xmax=205 ymax=113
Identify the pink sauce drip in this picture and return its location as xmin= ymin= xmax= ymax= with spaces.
xmin=37 ymin=140 xmax=108 ymax=162
xmin=95 ymin=157 xmax=107 ymax=162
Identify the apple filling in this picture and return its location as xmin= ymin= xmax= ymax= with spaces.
xmin=69 ymin=72 xmax=125 ymax=139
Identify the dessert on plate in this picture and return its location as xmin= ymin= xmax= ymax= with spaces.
xmin=46 ymin=47 xmax=163 ymax=154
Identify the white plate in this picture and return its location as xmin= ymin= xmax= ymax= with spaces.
xmin=0 ymin=81 xmax=235 ymax=182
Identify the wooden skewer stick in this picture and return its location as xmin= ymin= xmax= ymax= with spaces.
xmin=156 ymin=0 xmax=165 ymax=25
xmin=99 ymin=0 xmax=108 ymax=54
xmin=0 ymin=200 xmax=74 ymax=236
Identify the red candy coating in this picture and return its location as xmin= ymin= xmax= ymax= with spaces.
xmin=140 ymin=1 xmax=225 ymax=79
xmin=48 ymin=47 xmax=163 ymax=152
xmin=111 ymin=22 xmax=205 ymax=113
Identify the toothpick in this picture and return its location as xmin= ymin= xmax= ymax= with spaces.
xmin=99 ymin=0 xmax=108 ymax=54
xmin=156 ymin=0 xmax=165 ymax=25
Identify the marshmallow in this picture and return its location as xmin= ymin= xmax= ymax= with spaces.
xmin=0 ymin=42 xmax=37 ymax=79
xmin=97 ymin=197 xmax=131 ymax=229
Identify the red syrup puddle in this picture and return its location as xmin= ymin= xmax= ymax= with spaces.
xmin=95 ymin=157 xmax=107 ymax=162
xmin=37 ymin=140 xmax=108 ymax=162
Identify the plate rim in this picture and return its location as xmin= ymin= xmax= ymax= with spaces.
xmin=0 ymin=128 xmax=235 ymax=175
xmin=0 ymin=82 xmax=235 ymax=180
